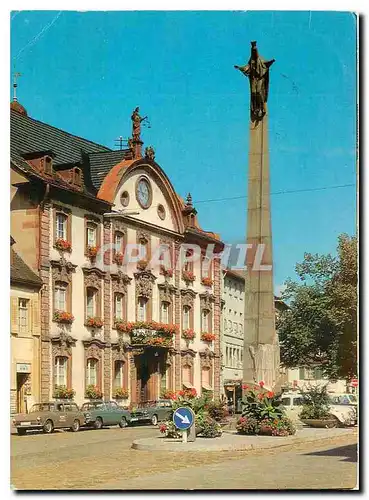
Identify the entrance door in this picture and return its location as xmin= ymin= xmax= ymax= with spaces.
xmin=16 ymin=373 xmax=28 ymax=413
xmin=136 ymin=351 xmax=161 ymax=402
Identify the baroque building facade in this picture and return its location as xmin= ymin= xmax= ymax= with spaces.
xmin=10 ymin=101 xmax=223 ymax=407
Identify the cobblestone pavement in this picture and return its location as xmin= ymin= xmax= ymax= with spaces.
xmin=11 ymin=426 xmax=358 ymax=490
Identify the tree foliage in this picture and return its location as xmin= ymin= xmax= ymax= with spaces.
xmin=277 ymin=234 xmax=357 ymax=380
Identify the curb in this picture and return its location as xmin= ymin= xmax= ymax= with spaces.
xmin=131 ymin=428 xmax=356 ymax=453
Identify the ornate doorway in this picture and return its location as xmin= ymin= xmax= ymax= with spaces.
xmin=135 ymin=349 xmax=167 ymax=402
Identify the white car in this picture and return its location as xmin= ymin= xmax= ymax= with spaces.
xmin=280 ymin=392 xmax=356 ymax=427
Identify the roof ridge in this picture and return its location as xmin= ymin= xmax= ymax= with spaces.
xmin=11 ymin=109 xmax=112 ymax=153
xmin=87 ymin=149 xmax=129 ymax=156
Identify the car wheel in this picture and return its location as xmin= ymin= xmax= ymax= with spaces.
xmin=119 ymin=417 xmax=128 ymax=428
xmin=94 ymin=417 xmax=103 ymax=430
xmin=151 ymin=414 xmax=158 ymax=426
xmin=327 ymin=416 xmax=338 ymax=428
xmin=71 ymin=419 xmax=80 ymax=432
xmin=17 ymin=428 xmax=26 ymax=436
xmin=43 ymin=419 xmax=54 ymax=434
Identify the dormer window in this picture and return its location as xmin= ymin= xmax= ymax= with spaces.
xmin=73 ymin=167 xmax=82 ymax=186
xmin=44 ymin=156 xmax=53 ymax=175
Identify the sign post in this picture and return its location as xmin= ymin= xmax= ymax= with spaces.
xmin=173 ymin=407 xmax=195 ymax=443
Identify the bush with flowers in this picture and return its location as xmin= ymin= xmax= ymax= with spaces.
xmin=182 ymin=270 xmax=196 ymax=283
xmin=201 ymin=277 xmax=214 ymax=287
xmin=159 ymin=421 xmax=182 ymax=439
xmin=55 ymin=238 xmax=72 ymax=252
xmin=113 ymin=387 xmax=129 ymax=399
xmin=236 ymin=382 xmax=295 ymax=437
xmin=87 ymin=246 xmax=99 ymax=259
xmin=159 ymin=389 xmax=227 ymax=440
xmin=85 ymin=317 xmax=104 ymax=328
xmin=85 ymin=385 xmax=103 ymax=399
xmin=53 ymin=386 xmax=75 ymax=400
xmin=161 ymin=389 xmax=177 ymax=400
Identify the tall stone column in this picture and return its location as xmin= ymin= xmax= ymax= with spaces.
xmin=235 ymin=41 xmax=280 ymax=390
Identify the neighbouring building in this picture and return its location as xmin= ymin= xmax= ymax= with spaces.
xmin=221 ymin=268 xmax=349 ymax=404
xmin=10 ymin=99 xmax=223 ymax=407
xmin=10 ymin=237 xmax=42 ymax=414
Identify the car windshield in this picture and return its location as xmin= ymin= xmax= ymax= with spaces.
xmin=29 ymin=403 xmax=54 ymax=413
xmin=349 ymin=395 xmax=357 ymax=403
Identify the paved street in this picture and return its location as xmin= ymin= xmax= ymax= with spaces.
xmin=11 ymin=425 xmax=358 ymax=490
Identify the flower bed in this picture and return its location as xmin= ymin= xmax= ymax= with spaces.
xmin=201 ymin=332 xmax=216 ymax=342
xmin=201 ymin=277 xmax=213 ymax=287
xmin=53 ymin=310 xmax=74 ymax=324
xmin=182 ymin=270 xmax=196 ymax=283
xmin=182 ymin=328 xmax=196 ymax=341
xmin=113 ymin=387 xmax=129 ymax=399
xmin=85 ymin=385 xmax=103 ymax=399
xmin=55 ymin=238 xmax=72 ymax=252
xmin=236 ymin=382 xmax=295 ymax=437
xmin=114 ymin=252 xmax=124 ymax=265
xmin=53 ymin=386 xmax=75 ymax=399
xmin=85 ymin=317 xmax=104 ymax=328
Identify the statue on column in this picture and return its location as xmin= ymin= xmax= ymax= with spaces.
xmin=131 ymin=107 xmax=147 ymax=141
xmin=234 ymin=41 xmax=275 ymax=122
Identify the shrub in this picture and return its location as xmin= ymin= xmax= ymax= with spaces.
xmin=299 ymin=385 xmax=332 ymax=420
xmin=259 ymin=417 xmax=296 ymax=436
xmin=236 ymin=416 xmax=260 ymax=435
xmin=197 ymin=414 xmax=222 ymax=438
xmin=242 ymin=384 xmax=284 ymax=422
xmin=159 ymin=421 xmax=181 ymax=439
xmin=206 ymin=400 xmax=229 ymax=422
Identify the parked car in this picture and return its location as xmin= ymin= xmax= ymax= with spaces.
xmin=81 ymin=401 xmax=132 ymax=429
xmin=281 ymin=392 xmax=356 ymax=427
xmin=130 ymin=399 xmax=173 ymax=426
xmin=13 ymin=401 xmax=85 ymax=435
xmin=329 ymin=393 xmax=358 ymax=419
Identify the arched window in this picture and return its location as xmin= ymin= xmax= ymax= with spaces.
xmin=54 ymin=281 xmax=67 ymax=311
xmin=86 ymin=287 xmax=97 ymax=318
xmin=86 ymin=358 xmax=98 ymax=386
xmin=137 ymin=297 xmax=148 ymax=322
xmin=161 ymin=301 xmax=170 ymax=324
xmin=182 ymin=305 xmax=190 ymax=330
xmin=54 ymin=356 xmax=68 ymax=388
xmin=114 ymin=293 xmax=125 ymax=321
xmin=113 ymin=360 xmax=125 ymax=389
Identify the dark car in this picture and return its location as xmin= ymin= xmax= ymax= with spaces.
xmin=81 ymin=401 xmax=132 ymax=429
xmin=130 ymin=399 xmax=173 ymax=426
xmin=13 ymin=402 xmax=85 ymax=435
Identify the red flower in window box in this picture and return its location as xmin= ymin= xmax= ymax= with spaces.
xmin=87 ymin=246 xmax=99 ymax=259
xmin=115 ymin=321 xmax=133 ymax=333
xmin=201 ymin=277 xmax=213 ymax=287
xmin=55 ymin=238 xmax=72 ymax=252
xmin=113 ymin=387 xmax=129 ymax=399
xmin=158 ymin=323 xmax=178 ymax=336
xmin=114 ymin=252 xmax=124 ymax=265
xmin=160 ymin=265 xmax=173 ymax=278
xmin=85 ymin=385 xmax=103 ymax=399
xmin=147 ymin=337 xmax=165 ymax=346
xmin=201 ymin=332 xmax=216 ymax=342
xmin=182 ymin=329 xmax=196 ymax=341
xmin=53 ymin=386 xmax=75 ymax=399
xmin=53 ymin=310 xmax=74 ymax=324
xmin=85 ymin=317 xmax=103 ymax=328
xmin=137 ymin=259 xmax=148 ymax=271
xmin=182 ymin=270 xmax=195 ymax=283
xmin=161 ymin=390 xmax=176 ymax=400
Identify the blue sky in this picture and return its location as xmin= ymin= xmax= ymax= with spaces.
xmin=10 ymin=11 xmax=357 ymax=290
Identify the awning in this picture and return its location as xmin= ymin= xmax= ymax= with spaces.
xmin=183 ymin=382 xmax=194 ymax=389
xmin=202 ymin=384 xmax=213 ymax=391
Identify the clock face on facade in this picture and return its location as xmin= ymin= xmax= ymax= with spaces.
xmin=136 ymin=177 xmax=152 ymax=209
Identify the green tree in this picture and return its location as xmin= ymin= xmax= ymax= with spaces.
xmin=277 ymin=234 xmax=357 ymax=380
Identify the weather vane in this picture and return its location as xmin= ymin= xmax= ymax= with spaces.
xmin=13 ymin=72 xmax=22 ymax=101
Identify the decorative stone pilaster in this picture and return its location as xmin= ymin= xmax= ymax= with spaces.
xmin=213 ymin=256 xmax=221 ymax=399
xmin=104 ymin=274 xmax=112 ymax=398
xmin=174 ymin=240 xmax=181 ymax=390
xmin=103 ymin=220 xmax=112 ymax=267
xmin=40 ymin=201 xmax=51 ymax=402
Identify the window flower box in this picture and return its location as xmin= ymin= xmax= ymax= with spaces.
xmin=182 ymin=328 xmax=196 ymax=341
xmin=113 ymin=388 xmax=129 ymax=400
xmin=201 ymin=332 xmax=216 ymax=342
xmin=161 ymin=390 xmax=176 ymax=400
xmin=201 ymin=277 xmax=213 ymax=287
xmin=53 ymin=386 xmax=75 ymax=400
xmin=85 ymin=384 xmax=103 ymax=399
xmin=160 ymin=265 xmax=173 ymax=278
xmin=85 ymin=317 xmax=103 ymax=328
xmin=87 ymin=246 xmax=99 ymax=260
xmin=114 ymin=252 xmax=124 ymax=266
xmin=115 ymin=320 xmax=133 ymax=334
xmin=53 ymin=310 xmax=74 ymax=324
xmin=55 ymin=238 xmax=72 ymax=252
xmin=182 ymin=270 xmax=195 ymax=283
xmin=137 ymin=259 xmax=148 ymax=271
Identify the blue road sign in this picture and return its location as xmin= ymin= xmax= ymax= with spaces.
xmin=173 ymin=407 xmax=194 ymax=430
